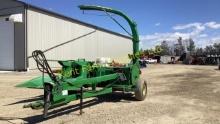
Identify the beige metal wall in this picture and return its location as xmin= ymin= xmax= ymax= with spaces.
xmin=27 ymin=8 xmax=132 ymax=69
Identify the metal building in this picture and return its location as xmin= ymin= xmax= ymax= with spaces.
xmin=0 ymin=0 xmax=132 ymax=71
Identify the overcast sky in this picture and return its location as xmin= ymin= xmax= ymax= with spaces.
xmin=20 ymin=0 xmax=220 ymax=49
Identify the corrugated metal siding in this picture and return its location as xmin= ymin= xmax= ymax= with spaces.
xmin=27 ymin=9 xmax=132 ymax=69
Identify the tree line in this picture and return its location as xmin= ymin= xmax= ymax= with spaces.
xmin=142 ymin=37 xmax=220 ymax=57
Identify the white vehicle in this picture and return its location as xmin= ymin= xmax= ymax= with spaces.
xmin=146 ymin=58 xmax=157 ymax=64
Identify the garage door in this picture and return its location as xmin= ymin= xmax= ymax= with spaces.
xmin=0 ymin=17 xmax=14 ymax=70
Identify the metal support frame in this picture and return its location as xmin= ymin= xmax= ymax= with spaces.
xmin=80 ymin=87 xmax=84 ymax=115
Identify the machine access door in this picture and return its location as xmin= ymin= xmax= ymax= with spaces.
xmin=0 ymin=16 xmax=14 ymax=70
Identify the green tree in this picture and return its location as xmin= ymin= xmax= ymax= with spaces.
xmin=160 ymin=40 xmax=170 ymax=55
xmin=143 ymin=45 xmax=163 ymax=56
xmin=174 ymin=37 xmax=185 ymax=56
xmin=154 ymin=45 xmax=163 ymax=55
xmin=213 ymin=43 xmax=220 ymax=54
xmin=187 ymin=38 xmax=195 ymax=55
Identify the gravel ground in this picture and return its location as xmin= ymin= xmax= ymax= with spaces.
xmin=0 ymin=64 xmax=220 ymax=124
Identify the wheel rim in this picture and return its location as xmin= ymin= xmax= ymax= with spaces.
xmin=142 ymin=82 xmax=147 ymax=96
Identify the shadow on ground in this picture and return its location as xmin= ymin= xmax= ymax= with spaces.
xmin=5 ymin=95 xmax=43 ymax=106
xmin=0 ymin=92 xmax=136 ymax=123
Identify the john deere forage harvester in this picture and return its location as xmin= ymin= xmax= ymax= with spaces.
xmin=17 ymin=5 xmax=148 ymax=118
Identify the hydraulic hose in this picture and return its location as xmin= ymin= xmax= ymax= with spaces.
xmin=32 ymin=50 xmax=58 ymax=83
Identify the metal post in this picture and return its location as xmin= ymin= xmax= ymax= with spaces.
xmin=92 ymin=84 xmax=96 ymax=91
xmin=43 ymin=62 xmax=44 ymax=84
xmin=43 ymin=62 xmax=47 ymax=118
xmin=80 ymin=87 xmax=84 ymax=115
xmin=218 ymin=58 xmax=220 ymax=70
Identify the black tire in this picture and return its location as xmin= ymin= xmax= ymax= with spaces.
xmin=44 ymin=85 xmax=51 ymax=118
xmin=135 ymin=79 xmax=147 ymax=101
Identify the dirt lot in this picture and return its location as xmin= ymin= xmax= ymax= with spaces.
xmin=0 ymin=64 xmax=220 ymax=124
